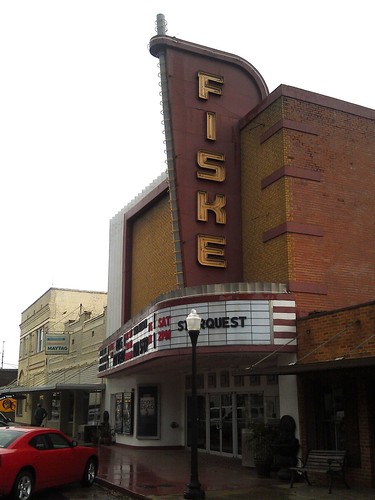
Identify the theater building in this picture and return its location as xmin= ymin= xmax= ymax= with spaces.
xmin=99 ymin=18 xmax=375 ymax=485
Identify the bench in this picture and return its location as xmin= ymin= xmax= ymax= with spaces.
xmin=290 ymin=449 xmax=350 ymax=494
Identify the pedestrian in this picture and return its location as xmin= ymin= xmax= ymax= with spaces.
xmin=34 ymin=403 xmax=47 ymax=427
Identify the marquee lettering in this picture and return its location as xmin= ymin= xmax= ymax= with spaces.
xmin=177 ymin=315 xmax=247 ymax=331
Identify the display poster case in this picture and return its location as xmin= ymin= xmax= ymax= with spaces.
xmin=137 ymin=385 xmax=159 ymax=439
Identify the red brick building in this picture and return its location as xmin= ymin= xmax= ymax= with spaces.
xmin=100 ymin=19 xmax=375 ymax=488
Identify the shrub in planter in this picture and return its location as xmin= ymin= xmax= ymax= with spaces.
xmin=247 ymin=422 xmax=275 ymax=477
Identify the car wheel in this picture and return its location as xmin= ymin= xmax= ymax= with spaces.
xmin=12 ymin=470 xmax=34 ymax=500
xmin=81 ymin=457 xmax=97 ymax=487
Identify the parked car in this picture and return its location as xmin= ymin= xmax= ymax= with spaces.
xmin=0 ymin=426 xmax=98 ymax=500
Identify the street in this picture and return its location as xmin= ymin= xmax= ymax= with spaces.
xmin=2 ymin=483 xmax=132 ymax=499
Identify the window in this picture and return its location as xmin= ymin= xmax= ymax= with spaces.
xmin=21 ymin=337 xmax=28 ymax=357
xmin=208 ymin=372 xmax=216 ymax=388
xmin=220 ymin=371 xmax=229 ymax=387
xmin=234 ymin=375 xmax=244 ymax=387
xmin=250 ymin=375 xmax=260 ymax=386
xmin=48 ymin=432 xmax=71 ymax=449
xmin=51 ymin=392 xmax=60 ymax=421
xmin=35 ymin=327 xmax=44 ymax=353
xmin=267 ymin=375 xmax=278 ymax=385
xmin=197 ymin=374 xmax=204 ymax=389
xmin=0 ymin=430 xmax=24 ymax=448
xmin=305 ymin=376 xmax=361 ymax=467
xmin=16 ymin=398 xmax=23 ymax=417
xmin=29 ymin=434 xmax=50 ymax=450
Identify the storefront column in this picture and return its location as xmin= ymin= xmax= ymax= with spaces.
xmin=278 ymin=374 xmax=299 ymax=441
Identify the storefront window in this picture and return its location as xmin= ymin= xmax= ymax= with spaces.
xmin=16 ymin=398 xmax=23 ymax=417
xmin=305 ymin=376 xmax=361 ymax=467
xmin=68 ymin=392 xmax=74 ymax=423
xmin=51 ymin=392 xmax=60 ymax=421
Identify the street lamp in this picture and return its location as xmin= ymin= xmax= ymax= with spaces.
xmin=184 ymin=309 xmax=205 ymax=499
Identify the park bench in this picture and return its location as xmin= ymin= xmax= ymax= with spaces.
xmin=289 ymin=449 xmax=350 ymax=494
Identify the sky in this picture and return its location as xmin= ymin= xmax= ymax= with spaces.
xmin=0 ymin=0 xmax=373 ymax=369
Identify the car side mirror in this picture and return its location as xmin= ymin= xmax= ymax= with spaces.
xmin=71 ymin=440 xmax=78 ymax=447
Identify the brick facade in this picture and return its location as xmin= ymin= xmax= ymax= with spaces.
xmin=241 ymin=86 xmax=375 ymax=316
xmin=296 ymin=302 xmax=375 ymax=487
xmin=297 ymin=301 xmax=375 ymax=363
xmin=105 ymin=31 xmax=375 ymax=487
xmin=130 ymin=194 xmax=177 ymax=317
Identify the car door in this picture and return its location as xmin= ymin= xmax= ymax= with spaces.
xmin=45 ymin=432 xmax=81 ymax=485
xmin=28 ymin=434 xmax=60 ymax=489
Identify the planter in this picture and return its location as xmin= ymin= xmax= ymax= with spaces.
xmin=99 ymin=436 xmax=112 ymax=445
xmin=241 ymin=429 xmax=253 ymax=467
xmin=246 ymin=422 xmax=276 ymax=476
xmin=254 ymin=459 xmax=272 ymax=478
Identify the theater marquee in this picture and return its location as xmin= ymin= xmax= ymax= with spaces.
xmin=99 ymin=298 xmax=296 ymax=375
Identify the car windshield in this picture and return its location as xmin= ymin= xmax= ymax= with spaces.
xmin=0 ymin=429 xmax=24 ymax=448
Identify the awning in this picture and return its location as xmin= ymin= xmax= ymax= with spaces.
xmin=0 ymin=383 xmax=105 ymax=395
xmin=0 ymin=362 xmax=105 ymax=395
xmin=240 ymin=356 xmax=375 ymax=376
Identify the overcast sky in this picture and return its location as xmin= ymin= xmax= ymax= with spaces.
xmin=0 ymin=0 xmax=373 ymax=368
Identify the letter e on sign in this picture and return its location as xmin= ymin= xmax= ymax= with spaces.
xmin=197 ymin=234 xmax=227 ymax=268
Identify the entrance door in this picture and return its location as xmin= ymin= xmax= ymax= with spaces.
xmin=209 ymin=393 xmax=233 ymax=454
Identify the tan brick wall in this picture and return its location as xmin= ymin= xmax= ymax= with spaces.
xmin=18 ymin=288 xmax=107 ymax=425
xmin=241 ymin=98 xmax=290 ymax=282
xmin=130 ymin=194 xmax=177 ymax=316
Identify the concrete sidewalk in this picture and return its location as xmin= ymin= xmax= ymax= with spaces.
xmin=95 ymin=444 xmax=375 ymax=499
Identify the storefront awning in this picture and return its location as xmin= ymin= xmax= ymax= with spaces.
xmin=0 ymin=363 xmax=105 ymax=395
xmin=0 ymin=383 xmax=105 ymax=395
xmin=240 ymin=356 xmax=375 ymax=376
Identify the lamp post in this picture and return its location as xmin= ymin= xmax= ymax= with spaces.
xmin=184 ymin=309 xmax=205 ymax=499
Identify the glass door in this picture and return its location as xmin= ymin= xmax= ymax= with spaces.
xmin=209 ymin=393 xmax=233 ymax=454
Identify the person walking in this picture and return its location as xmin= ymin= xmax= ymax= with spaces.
xmin=34 ymin=403 xmax=47 ymax=427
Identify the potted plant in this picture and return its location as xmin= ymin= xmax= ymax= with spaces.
xmin=247 ymin=421 xmax=275 ymax=477
xmin=98 ymin=410 xmax=113 ymax=445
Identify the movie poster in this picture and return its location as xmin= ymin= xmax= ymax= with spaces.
xmin=137 ymin=385 xmax=159 ymax=438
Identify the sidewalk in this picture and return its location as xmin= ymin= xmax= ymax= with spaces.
xmin=95 ymin=444 xmax=375 ymax=499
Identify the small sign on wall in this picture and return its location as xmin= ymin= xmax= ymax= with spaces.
xmin=45 ymin=334 xmax=69 ymax=355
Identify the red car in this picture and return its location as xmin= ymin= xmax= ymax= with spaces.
xmin=0 ymin=426 xmax=98 ymax=500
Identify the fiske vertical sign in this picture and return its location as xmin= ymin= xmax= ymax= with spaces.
xmin=149 ymin=35 xmax=268 ymax=287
